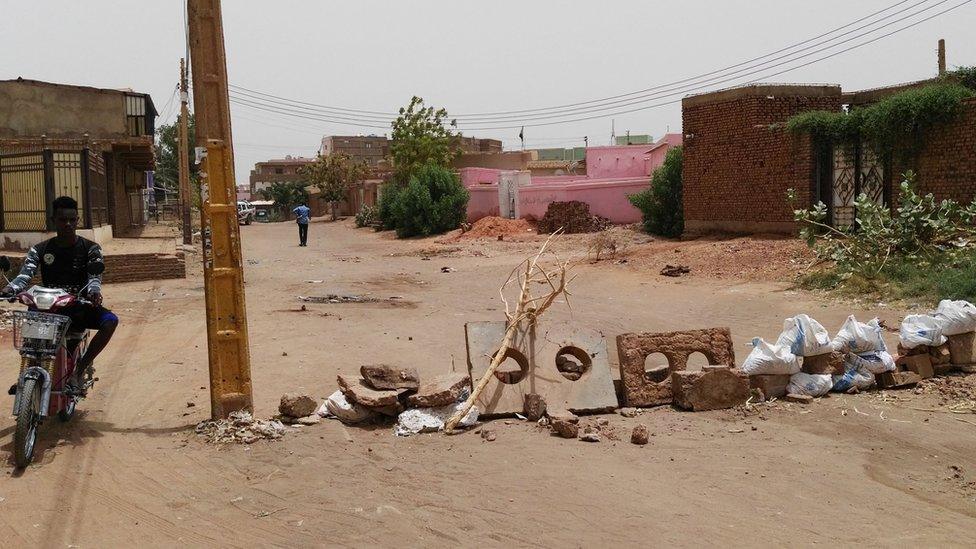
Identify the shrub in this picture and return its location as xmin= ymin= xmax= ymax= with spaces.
xmin=355 ymin=205 xmax=377 ymax=228
xmin=376 ymin=182 xmax=402 ymax=231
xmin=392 ymin=164 xmax=469 ymax=238
xmin=628 ymin=146 xmax=683 ymax=237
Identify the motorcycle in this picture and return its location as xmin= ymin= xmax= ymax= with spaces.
xmin=0 ymin=256 xmax=104 ymax=468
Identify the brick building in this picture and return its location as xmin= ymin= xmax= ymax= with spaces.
xmin=456 ymin=136 xmax=502 ymax=153
xmin=248 ymin=155 xmax=315 ymax=197
xmin=319 ymin=135 xmax=389 ymax=168
xmin=682 ymin=81 xmax=976 ymax=234
xmin=0 ymin=78 xmax=157 ymax=249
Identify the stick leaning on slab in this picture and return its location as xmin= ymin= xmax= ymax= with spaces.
xmin=445 ymin=231 xmax=572 ymax=432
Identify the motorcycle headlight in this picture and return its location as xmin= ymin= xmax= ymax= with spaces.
xmin=33 ymin=293 xmax=56 ymax=311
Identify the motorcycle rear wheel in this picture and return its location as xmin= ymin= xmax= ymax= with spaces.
xmin=14 ymin=378 xmax=41 ymax=468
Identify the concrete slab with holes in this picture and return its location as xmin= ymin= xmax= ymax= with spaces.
xmin=616 ymin=328 xmax=736 ymax=407
xmin=465 ymin=321 xmax=618 ymax=416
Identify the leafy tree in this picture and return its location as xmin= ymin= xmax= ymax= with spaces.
xmin=259 ymin=182 xmax=309 ymax=217
xmin=629 ymin=146 xmax=683 ymax=237
xmin=376 ymin=182 xmax=402 ymax=231
xmin=391 ymin=164 xmax=469 ymax=238
xmin=154 ymin=114 xmax=199 ymax=197
xmin=390 ymin=96 xmax=459 ymax=183
xmin=300 ymin=153 xmax=368 ymax=221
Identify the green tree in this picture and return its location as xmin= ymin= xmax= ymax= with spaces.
xmin=154 ymin=114 xmax=199 ymax=196
xmin=300 ymin=153 xmax=368 ymax=221
xmin=391 ymin=163 xmax=469 ymax=238
xmin=629 ymin=146 xmax=683 ymax=237
xmin=390 ymin=96 xmax=459 ymax=183
xmin=259 ymin=182 xmax=309 ymax=218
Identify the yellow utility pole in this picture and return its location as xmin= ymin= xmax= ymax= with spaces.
xmin=178 ymin=58 xmax=193 ymax=246
xmin=187 ymin=0 xmax=253 ymax=419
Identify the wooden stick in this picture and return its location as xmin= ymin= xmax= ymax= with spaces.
xmin=445 ymin=233 xmax=565 ymax=432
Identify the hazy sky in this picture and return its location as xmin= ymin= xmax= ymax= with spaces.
xmin=1 ymin=0 xmax=973 ymax=182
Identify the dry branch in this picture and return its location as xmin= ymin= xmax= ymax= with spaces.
xmin=445 ymin=232 xmax=571 ymax=432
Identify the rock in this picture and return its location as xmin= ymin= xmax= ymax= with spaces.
xmin=749 ymin=374 xmax=791 ymax=401
xmin=898 ymin=343 xmax=929 ymax=357
xmin=548 ymin=409 xmax=579 ymax=424
xmin=618 ymin=407 xmax=640 ymax=418
xmin=481 ymin=429 xmax=496 ymax=442
xmin=631 ymin=424 xmax=649 ymax=445
xmin=337 ymin=374 xmax=401 ymax=408
xmin=295 ymin=415 xmax=321 ymax=425
xmin=551 ymin=419 xmax=579 ymax=439
xmin=279 ymin=393 xmax=317 ymax=418
xmin=360 ymin=364 xmax=420 ymax=391
xmin=876 ymin=371 xmax=922 ymax=389
xmin=947 ymin=332 xmax=976 ymax=365
xmin=406 ymin=373 xmax=470 ymax=408
xmin=671 ymin=366 xmax=750 ymax=412
xmin=523 ymin=393 xmax=547 ymax=422
xmin=896 ymin=353 xmax=934 ymax=379
xmin=801 ymin=352 xmax=846 ymax=375
xmin=579 ymin=425 xmax=601 ymax=442
xmin=784 ymin=393 xmax=813 ymax=404
xmin=929 ymin=344 xmax=953 ymax=365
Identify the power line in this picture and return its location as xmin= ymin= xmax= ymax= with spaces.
xmin=227 ymin=0 xmax=935 ymax=122
xmin=226 ymin=0 xmax=970 ymax=131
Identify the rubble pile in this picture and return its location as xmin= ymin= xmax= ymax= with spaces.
xmin=195 ymin=410 xmax=286 ymax=444
xmin=537 ymin=201 xmax=611 ymax=234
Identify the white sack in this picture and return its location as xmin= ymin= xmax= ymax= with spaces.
xmin=741 ymin=338 xmax=803 ymax=375
xmin=831 ymin=365 xmax=875 ymax=392
xmin=831 ymin=315 xmax=887 ymax=353
xmin=777 ymin=314 xmax=832 ymax=357
xmin=899 ymin=314 xmax=947 ymax=349
xmin=933 ymin=300 xmax=976 ymax=336
xmin=324 ymin=390 xmax=376 ymax=424
xmin=787 ymin=372 xmax=833 ymax=397
xmin=847 ymin=350 xmax=897 ymax=374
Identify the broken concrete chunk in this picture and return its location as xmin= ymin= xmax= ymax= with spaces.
xmin=547 ymin=410 xmax=579 ymax=424
xmin=631 ymin=424 xmax=649 ymax=445
xmin=929 ymin=343 xmax=953 ymax=366
xmin=523 ymin=393 xmax=547 ymax=422
xmin=295 ymin=415 xmax=321 ymax=425
xmin=406 ymin=373 xmax=470 ymax=408
xmin=784 ymin=393 xmax=813 ymax=404
xmin=876 ymin=371 xmax=922 ymax=389
xmin=749 ymin=374 xmax=791 ymax=401
xmin=801 ymin=351 xmax=846 ymax=375
xmin=947 ymin=332 xmax=976 ymax=365
xmin=337 ymin=374 xmax=402 ymax=408
xmin=671 ymin=366 xmax=750 ymax=412
xmin=896 ymin=353 xmax=934 ymax=379
xmin=579 ymin=425 xmax=601 ymax=442
xmin=279 ymin=393 xmax=317 ymax=418
xmin=360 ymin=364 xmax=421 ymax=391
xmin=552 ymin=419 xmax=579 ymax=439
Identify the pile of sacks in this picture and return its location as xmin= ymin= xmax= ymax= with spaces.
xmin=898 ymin=300 xmax=976 ymax=376
xmin=742 ymin=300 xmax=976 ymax=401
xmin=318 ymin=365 xmax=479 ymax=436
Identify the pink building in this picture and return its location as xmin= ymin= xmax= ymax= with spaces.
xmin=461 ymin=133 xmax=682 ymax=224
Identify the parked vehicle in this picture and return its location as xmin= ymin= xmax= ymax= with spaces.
xmin=237 ymin=201 xmax=256 ymax=225
xmin=0 ymin=256 xmax=104 ymax=468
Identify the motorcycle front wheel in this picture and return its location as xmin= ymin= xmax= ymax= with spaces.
xmin=14 ymin=377 xmax=41 ymax=468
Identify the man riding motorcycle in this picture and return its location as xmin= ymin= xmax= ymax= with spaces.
xmin=1 ymin=196 xmax=118 ymax=394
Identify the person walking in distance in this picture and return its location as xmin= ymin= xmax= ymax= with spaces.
xmin=293 ymin=202 xmax=311 ymax=247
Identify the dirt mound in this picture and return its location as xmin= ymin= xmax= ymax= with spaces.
xmin=460 ymin=216 xmax=536 ymax=239
xmin=537 ymin=201 xmax=611 ymax=234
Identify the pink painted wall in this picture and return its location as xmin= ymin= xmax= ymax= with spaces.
xmin=461 ymin=134 xmax=683 ymax=225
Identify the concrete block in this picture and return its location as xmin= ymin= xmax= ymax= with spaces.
xmin=877 ymin=371 xmax=922 ymax=389
xmin=948 ymin=332 xmax=976 ymax=365
xmin=360 ymin=364 xmax=420 ymax=391
xmin=465 ymin=321 xmax=617 ymax=416
xmin=749 ymin=374 xmax=791 ymax=400
xmin=337 ymin=374 xmax=401 ymax=408
xmin=933 ymin=363 xmax=958 ymax=376
xmin=802 ymin=351 xmax=845 ymax=375
xmin=896 ymin=354 xmax=934 ymax=379
xmin=671 ymin=366 xmax=750 ymax=412
xmin=929 ymin=344 xmax=953 ymax=366
xmin=617 ymin=328 xmax=735 ymax=408
xmin=406 ymin=373 xmax=469 ymax=408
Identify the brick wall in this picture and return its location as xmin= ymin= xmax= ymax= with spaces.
xmin=682 ymin=85 xmax=843 ymax=234
xmin=6 ymin=252 xmax=186 ymax=286
xmin=893 ymin=98 xmax=976 ymax=205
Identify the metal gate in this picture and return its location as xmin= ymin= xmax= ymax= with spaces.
xmin=0 ymin=153 xmax=48 ymax=231
xmin=826 ymin=142 xmax=887 ymax=229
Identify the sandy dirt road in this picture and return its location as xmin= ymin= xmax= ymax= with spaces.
xmin=0 ymin=219 xmax=973 ymax=547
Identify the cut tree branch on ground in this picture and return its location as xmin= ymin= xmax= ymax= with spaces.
xmin=445 ymin=230 xmax=572 ymax=432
